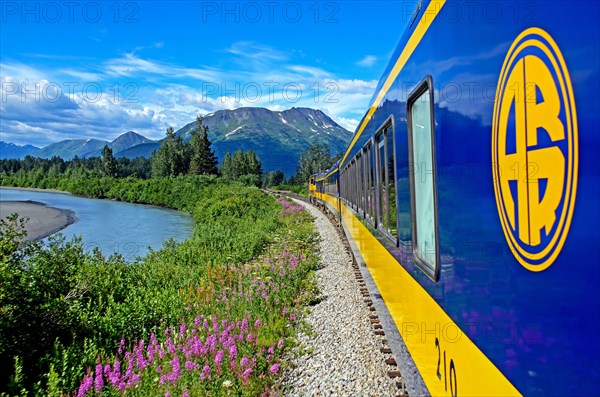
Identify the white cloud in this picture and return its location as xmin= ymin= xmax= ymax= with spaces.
xmin=356 ymin=55 xmax=378 ymax=67
xmin=61 ymin=69 xmax=103 ymax=81
xmin=226 ymin=41 xmax=287 ymax=61
xmin=331 ymin=116 xmax=359 ymax=132
xmin=1 ymin=42 xmax=382 ymax=145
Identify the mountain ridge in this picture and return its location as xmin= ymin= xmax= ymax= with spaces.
xmin=171 ymin=107 xmax=351 ymax=174
xmin=2 ymin=107 xmax=352 ymax=174
xmin=30 ymin=132 xmax=156 ymax=160
xmin=0 ymin=142 xmax=40 ymax=159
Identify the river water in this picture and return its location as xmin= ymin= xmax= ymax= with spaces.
xmin=0 ymin=188 xmax=194 ymax=261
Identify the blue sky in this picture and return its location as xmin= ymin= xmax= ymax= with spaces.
xmin=0 ymin=1 xmax=415 ymax=147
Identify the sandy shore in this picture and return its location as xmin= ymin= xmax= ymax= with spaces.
xmin=0 ymin=200 xmax=76 ymax=241
xmin=1 ymin=186 xmax=71 ymax=195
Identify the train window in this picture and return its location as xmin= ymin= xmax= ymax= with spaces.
xmin=368 ymin=144 xmax=375 ymax=223
xmin=350 ymin=162 xmax=354 ymax=207
xmin=407 ymin=76 xmax=439 ymax=279
xmin=362 ymin=147 xmax=368 ymax=220
xmin=377 ymin=133 xmax=387 ymax=231
xmin=358 ymin=153 xmax=364 ymax=216
xmin=387 ymin=127 xmax=397 ymax=237
xmin=375 ymin=119 xmax=397 ymax=240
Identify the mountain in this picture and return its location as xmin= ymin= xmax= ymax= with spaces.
xmin=32 ymin=139 xmax=108 ymax=160
xmin=111 ymin=131 xmax=154 ymax=153
xmin=115 ymin=142 xmax=161 ymax=159
xmin=124 ymin=107 xmax=352 ymax=174
xmin=85 ymin=131 xmax=155 ymax=157
xmin=12 ymin=108 xmax=352 ymax=174
xmin=0 ymin=141 xmax=39 ymax=159
xmin=32 ymin=132 xmax=157 ymax=160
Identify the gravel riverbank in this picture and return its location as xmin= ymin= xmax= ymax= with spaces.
xmin=0 ymin=200 xmax=75 ymax=241
xmin=283 ymin=199 xmax=400 ymax=396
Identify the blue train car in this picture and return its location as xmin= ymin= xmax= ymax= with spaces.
xmin=310 ymin=1 xmax=600 ymax=395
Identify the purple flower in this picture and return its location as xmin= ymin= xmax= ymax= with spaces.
xmin=212 ymin=316 xmax=219 ymax=333
xmin=277 ymin=339 xmax=284 ymax=349
xmin=215 ymin=350 xmax=224 ymax=367
xmin=182 ymin=390 xmax=189 ymax=397
xmin=229 ymin=344 xmax=237 ymax=358
xmin=240 ymin=357 xmax=249 ymax=367
xmin=77 ymin=374 xmax=93 ymax=397
xmin=94 ymin=363 xmax=104 ymax=392
xmin=254 ymin=319 xmax=261 ymax=328
xmin=269 ymin=363 xmax=280 ymax=374
xmin=180 ymin=322 xmax=187 ymax=335
xmin=167 ymin=355 xmax=181 ymax=384
xmin=242 ymin=368 xmax=253 ymax=378
xmin=108 ymin=360 xmax=121 ymax=386
xmin=246 ymin=333 xmax=254 ymax=342
xmin=165 ymin=392 xmax=171 ymax=397
xmin=200 ymin=364 xmax=211 ymax=380
xmin=185 ymin=360 xmax=199 ymax=371
xmin=166 ymin=337 xmax=176 ymax=354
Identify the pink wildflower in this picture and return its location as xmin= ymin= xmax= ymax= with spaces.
xmin=94 ymin=363 xmax=104 ymax=392
xmin=77 ymin=373 xmax=93 ymax=397
xmin=229 ymin=344 xmax=237 ymax=358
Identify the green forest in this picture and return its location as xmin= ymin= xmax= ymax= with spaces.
xmin=0 ymin=118 xmax=341 ymax=196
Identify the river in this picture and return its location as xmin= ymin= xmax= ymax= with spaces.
xmin=0 ymin=188 xmax=194 ymax=261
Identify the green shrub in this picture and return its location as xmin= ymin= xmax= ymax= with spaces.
xmin=0 ymin=178 xmax=318 ymax=396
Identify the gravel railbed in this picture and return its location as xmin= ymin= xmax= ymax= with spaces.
xmin=283 ymin=199 xmax=399 ymax=396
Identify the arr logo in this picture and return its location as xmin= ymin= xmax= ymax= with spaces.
xmin=492 ymin=28 xmax=578 ymax=271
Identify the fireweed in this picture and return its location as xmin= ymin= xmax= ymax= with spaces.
xmin=277 ymin=199 xmax=304 ymax=216
xmin=74 ymin=198 xmax=318 ymax=396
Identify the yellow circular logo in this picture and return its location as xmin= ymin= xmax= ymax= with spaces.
xmin=492 ymin=27 xmax=578 ymax=272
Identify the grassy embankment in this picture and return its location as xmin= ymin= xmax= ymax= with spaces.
xmin=0 ymin=175 xmax=318 ymax=396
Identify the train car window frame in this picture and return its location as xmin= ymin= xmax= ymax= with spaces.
xmin=386 ymin=116 xmax=399 ymax=242
xmin=374 ymin=117 xmax=398 ymax=244
xmin=407 ymin=75 xmax=440 ymax=281
xmin=356 ymin=153 xmax=363 ymax=215
xmin=362 ymin=145 xmax=369 ymax=221
xmin=357 ymin=152 xmax=364 ymax=217
xmin=376 ymin=132 xmax=385 ymax=230
xmin=350 ymin=160 xmax=355 ymax=209
xmin=367 ymin=139 xmax=376 ymax=224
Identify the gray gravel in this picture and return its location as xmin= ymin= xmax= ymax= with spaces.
xmin=283 ymin=199 xmax=400 ymax=397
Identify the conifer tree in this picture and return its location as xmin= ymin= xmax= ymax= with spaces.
xmin=151 ymin=127 xmax=188 ymax=177
xmin=220 ymin=152 xmax=233 ymax=180
xmin=101 ymin=145 xmax=119 ymax=177
xmin=188 ymin=116 xmax=218 ymax=175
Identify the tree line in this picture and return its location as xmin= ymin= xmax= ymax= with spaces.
xmin=0 ymin=117 xmax=341 ymax=189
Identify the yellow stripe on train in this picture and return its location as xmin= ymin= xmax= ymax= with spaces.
xmin=320 ymin=193 xmax=521 ymax=397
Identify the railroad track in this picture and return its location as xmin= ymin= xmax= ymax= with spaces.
xmin=271 ymin=189 xmax=409 ymax=396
